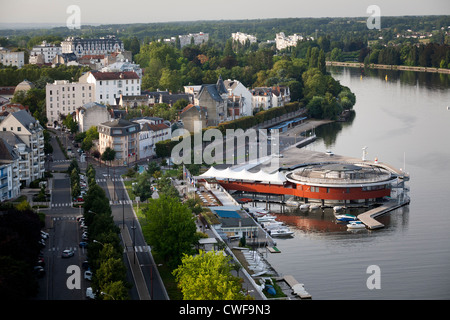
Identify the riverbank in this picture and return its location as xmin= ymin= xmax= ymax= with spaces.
xmin=326 ymin=60 xmax=450 ymax=74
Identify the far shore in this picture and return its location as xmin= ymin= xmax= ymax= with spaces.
xmin=326 ymin=61 xmax=450 ymax=74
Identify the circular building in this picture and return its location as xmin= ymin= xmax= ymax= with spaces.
xmin=14 ymin=80 xmax=35 ymax=94
xmin=285 ymin=162 xmax=398 ymax=205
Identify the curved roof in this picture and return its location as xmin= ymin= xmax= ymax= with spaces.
xmin=200 ymin=166 xmax=286 ymax=184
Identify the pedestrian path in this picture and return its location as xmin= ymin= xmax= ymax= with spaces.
xmin=51 ymin=202 xmax=75 ymax=207
xmin=109 ymin=200 xmax=133 ymax=205
xmin=123 ymin=245 xmax=152 ymax=253
xmin=96 ymin=178 xmax=123 ymax=183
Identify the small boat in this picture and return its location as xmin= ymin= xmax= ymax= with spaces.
xmin=257 ymin=214 xmax=277 ymax=222
xmin=269 ymin=227 xmax=294 ymax=237
xmin=299 ymin=204 xmax=310 ymax=210
xmin=309 ymin=204 xmax=321 ymax=211
xmin=285 ymin=200 xmax=300 ymax=207
xmin=262 ymin=221 xmax=285 ymax=229
xmin=333 ymin=206 xmax=344 ymax=212
xmin=347 ymin=221 xmax=366 ymax=229
xmin=335 ymin=214 xmax=357 ymax=222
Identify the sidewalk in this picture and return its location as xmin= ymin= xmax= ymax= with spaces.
xmin=120 ymin=224 xmax=151 ymax=300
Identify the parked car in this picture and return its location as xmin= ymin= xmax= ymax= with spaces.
xmin=33 ymin=266 xmax=45 ymax=278
xmin=40 ymin=231 xmax=49 ymax=239
xmin=82 ymin=260 xmax=90 ymax=270
xmin=84 ymin=270 xmax=93 ymax=281
xmin=79 ymin=241 xmax=88 ymax=248
xmin=62 ymin=249 xmax=74 ymax=258
xmin=73 ymin=196 xmax=84 ymax=202
xmin=36 ymin=257 xmax=45 ymax=266
xmin=86 ymin=287 xmax=96 ymax=299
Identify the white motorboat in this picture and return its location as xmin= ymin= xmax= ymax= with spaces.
xmin=262 ymin=221 xmax=285 ymax=229
xmin=309 ymin=204 xmax=321 ymax=211
xmin=300 ymin=204 xmax=310 ymax=210
xmin=347 ymin=221 xmax=366 ymax=229
xmin=285 ymin=200 xmax=300 ymax=207
xmin=335 ymin=214 xmax=357 ymax=222
xmin=269 ymin=227 xmax=294 ymax=237
xmin=256 ymin=214 xmax=277 ymax=222
xmin=333 ymin=206 xmax=344 ymax=212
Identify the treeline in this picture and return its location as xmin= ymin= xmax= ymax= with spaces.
xmin=361 ymin=43 xmax=450 ymax=69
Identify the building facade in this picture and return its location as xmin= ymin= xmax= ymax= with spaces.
xmin=29 ymin=41 xmax=62 ymax=64
xmin=134 ymin=117 xmax=171 ymax=159
xmin=251 ymin=86 xmax=291 ymax=112
xmin=79 ymin=71 xmax=141 ymax=106
xmin=231 ymin=32 xmax=257 ymax=44
xmin=0 ymin=48 xmax=25 ymax=68
xmin=76 ymin=102 xmax=111 ymax=133
xmin=98 ymin=118 xmax=140 ymax=166
xmin=46 ymin=80 xmax=95 ymax=126
xmin=61 ymin=36 xmax=124 ymax=58
xmin=0 ymin=110 xmax=45 ymax=187
xmin=0 ymin=138 xmax=20 ymax=201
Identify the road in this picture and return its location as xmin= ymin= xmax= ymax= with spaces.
xmin=35 ymin=129 xmax=167 ymax=300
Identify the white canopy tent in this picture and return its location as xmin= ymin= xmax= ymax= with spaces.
xmin=200 ymin=167 xmax=286 ymax=184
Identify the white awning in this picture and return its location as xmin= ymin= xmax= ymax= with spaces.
xmin=200 ymin=167 xmax=286 ymax=184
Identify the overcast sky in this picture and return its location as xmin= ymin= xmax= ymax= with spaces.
xmin=1 ymin=0 xmax=449 ymax=25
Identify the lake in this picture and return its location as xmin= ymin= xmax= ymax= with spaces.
xmin=265 ymin=67 xmax=450 ymax=300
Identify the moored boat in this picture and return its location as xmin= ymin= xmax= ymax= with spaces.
xmin=335 ymin=214 xmax=357 ymax=222
xmin=300 ymin=204 xmax=310 ymax=210
xmin=333 ymin=206 xmax=344 ymax=212
xmin=269 ymin=227 xmax=294 ymax=237
xmin=347 ymin=221 xmax=366 ymax=229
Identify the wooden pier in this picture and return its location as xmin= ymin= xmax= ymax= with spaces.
xmin=283 ymin=275 xmax=312 ymax=299
xmin=357 ymin=198 xmax=410 ymax=229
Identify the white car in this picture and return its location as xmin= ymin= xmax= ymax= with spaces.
xmin=325 ymin=150 xmax=334 ymax=156
xmin=84 ymin=270 xmax=93 ymax=281
xmin=86 ymin=287 xmax=96 ymax=299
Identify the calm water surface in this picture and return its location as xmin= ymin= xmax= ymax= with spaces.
xmin=266 ymin=67 xmax=450 ymax=300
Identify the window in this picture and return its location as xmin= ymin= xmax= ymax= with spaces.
xmin=17 ymin=127 xmax=21 ymax=131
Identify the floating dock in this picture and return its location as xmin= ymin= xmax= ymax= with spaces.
xmin=283 ymin=275 xmax=311 ymax=299
xmin=357 ymin=198 xmax=410 ymax=229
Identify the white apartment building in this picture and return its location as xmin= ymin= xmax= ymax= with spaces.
xmin=275 ymin=32 xmax=304 ymax=51
xmin=251 ymin=86 xmax=291 ymax=112
xmin=0 ymin=110 xmax=45 ymax=187
xmin=231 ymin=32 xmax=257 ymax=44
xmin=45 ymin=80 xmax=95 ymax=126
xmin=29 ymin=41 xmax=62 ymax=64
xmin=101 ymin=60 xmax=143 ymax=79
xmin=0 ymin=48 xmax=25 ymax=68
xmin=163 ymin=32 xmax=209 ymax=48
xmin=134 ymin=117 xmax=171 ymax=159
xmin=76 ymin=102 xmax=111 ymax=133
xmin=61 ymin=36 xmax=124 ymax=58
xmin=79 ymin=71 xmax=141 ymax=106
xmin=223 ymin=79 xmax=253 ymax=117
xmin=0 ymin=138 xmax=20 ymax=201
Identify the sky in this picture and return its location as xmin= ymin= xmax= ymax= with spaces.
xmin=0 ymin=0 xmax=449 ymax=25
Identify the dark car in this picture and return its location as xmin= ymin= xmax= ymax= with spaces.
xmin=79 ymin=241 xmax=88 ymax=248
xmin=33 ymin=266 xmax=45 ymax=278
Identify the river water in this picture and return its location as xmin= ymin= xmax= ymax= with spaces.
xmin=265 ymin=67 xmax=450 ymax=300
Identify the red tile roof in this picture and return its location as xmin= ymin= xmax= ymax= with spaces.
xmin=90 ymin=71 xmax=140 ymax=80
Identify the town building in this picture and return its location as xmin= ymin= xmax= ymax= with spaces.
xmin=0 ymin=48 xmax=25 ymax=68
xmin=163 ymin=32 xmax=209 ymax=48
xmin=45 ymin=80 xmax=95 ymax=126
xmin=14 ymin=80 xmax=35 ymax=95
xmin=231 ymin=32 xmax=257 ymax=44
xmin=133 ymin=117 xmax=171 ymax=159
xmin=250 ymin=86 xmax=291 ymax=112
xmin=76 ymin=102 xmax=111 ymax=133
xmin=61 ymin=36 xmax=124 ymax=58
xmin=201 ymin=161 xmax=403 ymax=207
xmin=79 ymin=71 xmax=141 ymax=106
xmin=29 ymin=41 xmax=62 ymax=64
xmin=223 ymin=79 xmax=252 ymax=117
xmin=97 ymin=118 xmax=140 ymax=166
xmin=275 ymin=32 xmax=304 ymax=51
xmin=179 ymin=104 xmax=208 ymax=133
xmin=0 ymin=138 xmax=21 ymax=201
xmin=101 ymin=60 xmax=143 ymax=79
xmin=0 ymin=110 xmax=45 ymax=187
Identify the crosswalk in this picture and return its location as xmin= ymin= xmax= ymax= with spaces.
xmin=124 ymin=245 xmax=152 ymax=253
xmin=96 ymin=178 xmax=124 ymax=183
xmin=52 ymin=159 xmax=71 ymax=163
xmin=52 ymin=216 xmax=77 ymax=221
xmin=52 ymin=202 xmax=75 ymax=207
xmin=50 ymin=200 xmax=133 ymax=207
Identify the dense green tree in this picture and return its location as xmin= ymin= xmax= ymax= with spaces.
xmin=173 ymin=250 xmax=248 ymax=300
xmin=142 ymin=194 xmax=197 ymax=267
